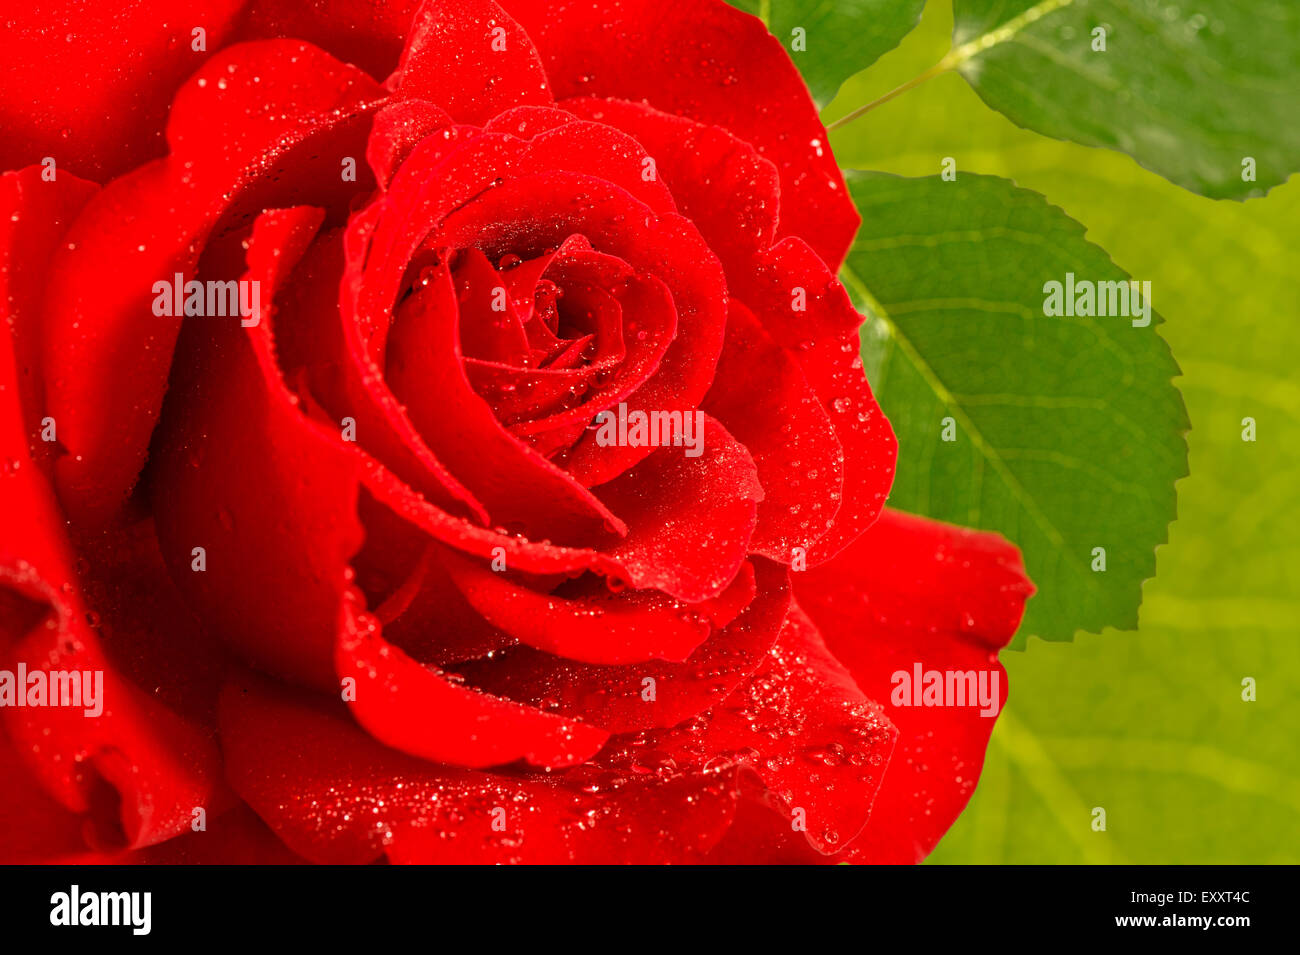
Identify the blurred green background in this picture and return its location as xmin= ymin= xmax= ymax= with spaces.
xmin=825 ymin=0 xmax=1299 ymax=863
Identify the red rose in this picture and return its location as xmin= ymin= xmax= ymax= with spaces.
xmin=0 ymin=0 xmax=1032 ymax=864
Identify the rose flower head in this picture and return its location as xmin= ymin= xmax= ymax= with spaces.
xmin=0 ymin=0 xmax=1032 ymax=864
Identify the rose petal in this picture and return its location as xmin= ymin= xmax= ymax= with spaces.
xmin=458 ymin=559 xmax=788 ymax=733
xmin=383 ymin=258 xmax=627 ymax=542
xmin=389 ymin=0 xmax=554 ymax=124
xmin=131 ymin=805 xmax=311 ymax=865
xmin=440 ymin=549 xmax=712 ymax=665
xmin=362 ymin=530 xmax=517 ymax=664
xmin=434 ymin=175 xmax=726 ymax=487
xmin=351 ymin=450 xmax=622 ymax=577
xmin=564 ymin=96 xmax=779 ymax=283
xmin=703 ymin=301 xmax=844 ymax=563
xmin=220 ymin=676 xmax=739 ymax=863
xmin=71 ymin=518 xmax=230 ymax=732
xmin=0 ymin=166 xmax=99 ymax=477
xmin=703 ymin=779 xmax=832 ymax=864
xmin=484 ymin=104 xmax=580 ymax=138
xmin=237 ymin=0 xmax=422 ymax=78
xmin=43 ymin=40 xmax=384 ymax=527
xmin=636 ymin=602 xmax=897 ymax=855
xmin=337 ymin=599 xmax=608 ymax=768
xmin=733 ymin=239 xmax=897 ymax=564
xmin=594 ymin=414 xmax=761 ymax=602
xmin=153 ymin=207 xmax=363 ymax=689
xmin=793 ymin=508 xmax=1034 ymax=863
xmin=273 ymin=229 xmax=490 ymax=524
xmin=499 ymin=0 xmax=859 ymax=269
xmin=520 ymin=119 xmax=677 ymax=215
xmin=373 ymin=142 xmax=724 ymax=485
xmin=0 ymin=726 xmax=89 ymax=863
xmin=450 ymin=247 xmax=533 ymax=364
xmin=366 ymin=99 xmax=454 ymax=189
xmin=1 ymin=326 xmax=224 ymax=852
xmin=509 ymin=273 xmax=677 ymax=456
xmin=0 ymin=0 xmax=244 ymax=180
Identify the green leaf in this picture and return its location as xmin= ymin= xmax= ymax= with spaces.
xmin=841 ymin=172 xmax=1188 ymax=646
xmin=948 ymin=0 xmax=1300 ymax=199
xmin=830 ymin=0 xmax=1299 ymax=863
xmin=727 ymin=0 xmax=926 ymax=106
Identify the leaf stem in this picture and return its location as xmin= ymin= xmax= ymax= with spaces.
xmin=825 ymin=58 xmax=952 ymax=131
xmin=826 ymin=0 xmax=1076 ymax=132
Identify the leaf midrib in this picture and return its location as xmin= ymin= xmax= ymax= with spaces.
xmin=946 ymin=0 xmax=1077 ymax=70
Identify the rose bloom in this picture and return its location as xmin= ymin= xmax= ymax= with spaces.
xmin=0 ymin=0 xmax=1032 ymax=864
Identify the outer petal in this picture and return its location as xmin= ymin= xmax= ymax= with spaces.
xmin=220 ymin=676 xmax=739 ymax=864
xmin=43 ymin=40 xmax=384 ymax=528
xmin=1 ymin=320 xmax=224 ymax=853
xmin=498 ymin=0 xmax=859 ymax=268
xmin=67 ymin=518 xmax=231 ymax=733
xmin=238 ymin=0 xmax=423 ymax=78
xmin=0 ymin=0 xmax=244 ymax=180
xmin=793 ymin=508 xmax=1034 ymax=863
xmin=703 ymin=779 xmax=831 ymax=865
xmin=634 ymin=603 xmax=897 ymax=855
